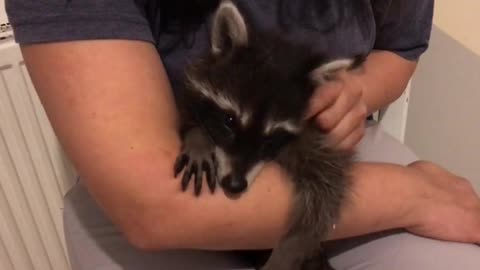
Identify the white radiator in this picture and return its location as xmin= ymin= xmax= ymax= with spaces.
xmin=0 ymin=39 xmax=76 ymax=270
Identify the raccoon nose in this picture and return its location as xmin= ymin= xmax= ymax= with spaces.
xmin=221 ymin=175 xmax=248 ymax=194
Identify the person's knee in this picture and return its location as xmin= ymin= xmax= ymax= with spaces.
xmin=328 ymin=231 xmax=480 ymax=270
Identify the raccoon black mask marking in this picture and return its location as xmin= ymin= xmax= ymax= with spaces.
xmin=174 ymin=1 xmax=365 ymax=269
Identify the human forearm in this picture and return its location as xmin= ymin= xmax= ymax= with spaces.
xmin=127 ymin=161 xmax=424 ymax=251
xmin=159 ymin=160 xmax=480 ymax=251
xmin=356 ymin=50 xmax=417 ymax=114
xmin=328 ymin=162 xmax=420 ymax=240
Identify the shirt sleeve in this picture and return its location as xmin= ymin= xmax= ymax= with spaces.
xmin=5 ymin=0 xmax=154 ymax=45
xmin=372 ymin=0 xmax=434 ymax=61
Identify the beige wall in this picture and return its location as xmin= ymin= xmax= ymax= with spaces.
xmin=0 ymin=0 xmax=7 ymax=24
xmin=433 ymin=1 xmax=480 ymax=56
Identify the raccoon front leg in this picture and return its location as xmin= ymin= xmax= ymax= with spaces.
xmin=174 ymin=127 xmax=218 ymax=195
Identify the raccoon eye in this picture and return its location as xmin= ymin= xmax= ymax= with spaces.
xmin=197 ymin=100 xmax=238 ymax=145
xmin=223 ymin=113 xmax=237 ymax=130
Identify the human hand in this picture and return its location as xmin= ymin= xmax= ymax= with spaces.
xmin=307 ymin=70 xmax=368 ymax=151
xmin=406 ymin=161 xmax=480 ymax=244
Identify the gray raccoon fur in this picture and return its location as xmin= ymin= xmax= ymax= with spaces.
xmin=174 ymin=1 xmax=363 ymax=269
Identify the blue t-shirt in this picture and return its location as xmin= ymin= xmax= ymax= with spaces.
xmin=6 ymin=0 xmax=434 ymax=94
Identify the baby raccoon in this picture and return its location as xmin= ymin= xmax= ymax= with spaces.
xmin=174 ymin=1 xmax=364 ymax=269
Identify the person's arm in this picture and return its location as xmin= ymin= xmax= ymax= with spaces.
xmin=21 ymin=40 xmax=480 ymax=251
xmin=307 ymin=50 xmax=416 ymax=150
xmin=307 ymin=0 xmax=434 ymax=150
xmin=361 ymin=0 xmax=435 ymax=114
xmin=356 ymin=50 xmax=416 ymax=114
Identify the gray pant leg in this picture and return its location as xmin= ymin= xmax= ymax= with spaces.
xmin=325 ymin=123 xmax=480 ymax=270
xmin=327 ymin=230 xmax=480 ymax=270
xmin=63 ymin=181 xmax=255 ymax=270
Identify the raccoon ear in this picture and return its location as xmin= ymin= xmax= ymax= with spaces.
xmin=309 ymin=58 xmax=356 ymax=85
xmin=309 ymin=54 xmax=367 ymax=85
xmin=211 ymin=0 xmax=249 ymax=55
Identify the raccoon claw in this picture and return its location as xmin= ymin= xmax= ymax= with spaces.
xmin=204 ymin=159 xmax=216 ymax=193
xmin=174 ymin=154 xmax=189 ymax=178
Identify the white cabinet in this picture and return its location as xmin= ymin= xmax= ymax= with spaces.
xmin=0 ymin=39 xmax=75 ymax=270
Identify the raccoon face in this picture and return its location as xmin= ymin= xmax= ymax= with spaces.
xmin=194 ymin=96 xmax=299 ymax=195
xmin=183 ymin=0 xmax=360 ymax=194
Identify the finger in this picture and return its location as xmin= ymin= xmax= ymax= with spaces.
xmin=194 ymin=162 xmax=203 ymax=196
xmin=316 ymin=86 xmax=362 ymax=131
xmin=475 ymin=215 xmax=480 ymax=243
xmin=327 ymin=102 xmax=368 ymax=146
xmin=336 ymin=121 xmax=366 ymax=150
xmin=468 ymin=213 xmax=480 ymax=243
xmin=306 ymin=83 xmax=342 ymax=119
xmin=174 ymin=154 xmax=189 ymax=177
xmin=203 ymin=160 xmax=216 ymax=194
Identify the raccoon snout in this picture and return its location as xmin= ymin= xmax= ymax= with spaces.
xmin=220 ymin=175 xmax=248 ymax=194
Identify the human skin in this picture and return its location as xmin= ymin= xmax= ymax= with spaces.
xmin=308 ymin=50 xmax=416 ymax=150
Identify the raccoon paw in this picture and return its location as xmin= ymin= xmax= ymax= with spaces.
xmin=174 ymin=152 xmax=218 ymax=195
xmin=174 ymin=129 xmax=218 ymax=196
